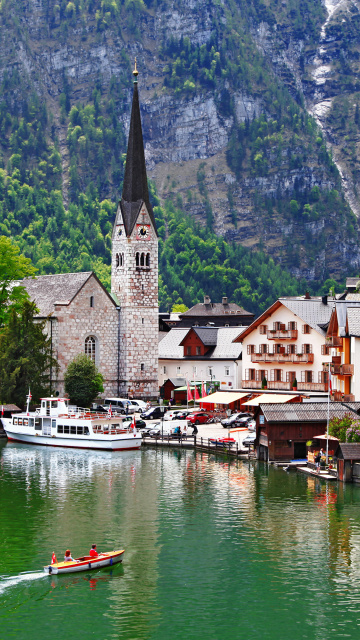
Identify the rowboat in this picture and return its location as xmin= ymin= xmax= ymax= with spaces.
xmin=44 ymin=550 xmax=125 ymax=575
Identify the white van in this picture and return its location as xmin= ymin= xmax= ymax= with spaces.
xmin=104 ymin=398 xmax=136 ymax=415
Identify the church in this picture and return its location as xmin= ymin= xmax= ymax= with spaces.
xmin=23 ymin=65 xmax=159 ymax=400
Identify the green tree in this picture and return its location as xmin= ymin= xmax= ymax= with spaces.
xmin=0 ymin=300 xmax=57 ymax=407
xmin=64 ymin=353 xmax=104 ymax=407
xmin=0 ymin=236 xmax=37 ymax=326
xmin=172 ymin=303 xmax=189 ymax=312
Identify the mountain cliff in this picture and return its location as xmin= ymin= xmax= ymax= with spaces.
xmin=0 ymin=0 xmax=359 ymax=310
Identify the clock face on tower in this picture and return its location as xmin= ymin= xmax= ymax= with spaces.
xmin=136 ymin=224 xmax=151 ymax=240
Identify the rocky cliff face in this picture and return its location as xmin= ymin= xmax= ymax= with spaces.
xmin=0 ymin=0 xmax=359 ymax=283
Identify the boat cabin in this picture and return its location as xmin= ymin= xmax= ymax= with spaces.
xmin=40 ymin=397 xmax=69 ymax=416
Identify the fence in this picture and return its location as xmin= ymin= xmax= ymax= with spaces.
xmin=142 ymin=433 xmax=255 ymax=458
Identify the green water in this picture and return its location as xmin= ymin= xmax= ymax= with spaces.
xmin=1 ymin=442 xmax=360 ymax=640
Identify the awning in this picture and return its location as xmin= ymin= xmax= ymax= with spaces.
xmin=199 ymin=392 xmax=249 ymax=405
xmin=243 ymin=393 xmax=299 ymax=406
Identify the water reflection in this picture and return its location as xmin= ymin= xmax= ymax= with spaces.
xmin=2 ymin=443 xmax=360 ymax=639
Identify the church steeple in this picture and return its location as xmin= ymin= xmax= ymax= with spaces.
xmin=120 ymin=61 xmax=157 ymax=237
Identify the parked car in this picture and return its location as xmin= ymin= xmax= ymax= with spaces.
xmin=187 ymin=412 xmax=213 ymax=425
xmin=141 ymin=421 xmax=161 ymax=434
xmin=129 ymin=399 xmax=148 ymax=413
xmin=221 ymin=412 xmax=252 ymax=428
xmin=103 ymin=398 xmax=136 ymax=415
xmin=140 ymin=406 xmax=167 ymax=420
xmin=242 ymin=433 xmax=256 ymax=448
xmin=123 ymin=416 xmax=146 ymax=429
xmin=163 ymin=409 xmax=184 ymax=421
xmin=246 ymin=419 xmax=256 ymax=432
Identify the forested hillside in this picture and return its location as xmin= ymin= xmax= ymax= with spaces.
xmin=0 ymin=0 xmax=358 ymax=313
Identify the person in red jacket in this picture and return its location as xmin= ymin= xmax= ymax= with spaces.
xmin=89 ymin=544 xmax=99 ymax=558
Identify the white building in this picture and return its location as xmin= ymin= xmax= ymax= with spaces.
xmin=234 ymin=296 xmax=334 ymax=393
xmin=159 ymin=326 xmax=245 ymax=391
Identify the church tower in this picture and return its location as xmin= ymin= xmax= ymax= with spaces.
xmin=111 ymin=61 xmax=159 ymax=399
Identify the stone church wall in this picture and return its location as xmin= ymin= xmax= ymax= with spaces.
xmin=52 ymin=275 xmax=119 ymax=399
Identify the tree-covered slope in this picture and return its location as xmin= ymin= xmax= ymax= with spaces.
xmin=0 ymin=0 xmax=358 ymax=312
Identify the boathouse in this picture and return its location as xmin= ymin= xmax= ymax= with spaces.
xmin=335 ymin=443 xmax=360 ymax=483
xmin=256 ymin=402 xmax=360 ymax=462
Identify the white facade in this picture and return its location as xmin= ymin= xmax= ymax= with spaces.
xmin=240 ymin=299 xmax=332 ymax=392
xmin=159 ymin=358 xmax=242 ymax=391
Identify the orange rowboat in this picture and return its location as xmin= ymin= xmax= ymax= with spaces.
xmin=44 ymin=550 xmax=125 ymax=575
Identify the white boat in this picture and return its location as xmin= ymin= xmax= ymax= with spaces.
xmin=1 ymin=397 xmax=142 ymax=451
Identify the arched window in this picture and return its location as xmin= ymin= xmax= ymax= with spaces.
xmin=121 ymin=253 xmax=124 ymax=266
xmin=140 ymin=253 xmax=145 ymax=266
xmin=136 ymin=252 xmax=140 ymax=267
xmin=85 ymin=336 xmax=97 ymax=363
xmin=116 ymin=254 xmax=119 ymax=267
xmin=146 ymin=253 xmax=150 ymax=267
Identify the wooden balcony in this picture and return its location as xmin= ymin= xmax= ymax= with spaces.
xmin=331 ymin=391 xmax=343 ymax=401
xmin=267 ymin=329 xmax=298 ymax=340
xmin=297 ymin=382 xmax=328 ymax=392
xmin=343 ymin=394 xmax=355 ymax=402
xmin=241 ymin=380 xmax=261 ymax=389
xmin=267 ymin=381 xmax=293 ymax=390
xmin=325 ymin=336 xmax=343 ymax=347
xmin=340 ymin=364 xmax=354 ymax=376
xmin=252 ymin=353 xmax=314 ymax=364
xmin=332 ymin=356 xmax=341 ymax=364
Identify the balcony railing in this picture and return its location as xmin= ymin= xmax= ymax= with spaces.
xmin=267 ymin=330 xmax=298 ymax=340
xmin=296 ymin=382 xmax=328 ymax=392
xmin=325 ymin=336 xmax=343 ymax=347
xmin=252 ymin=353 xmax=314 ymax=364
xmin=241 ymin=380 xmax=261 ymax=389
xmin=340 ymin=364 xmax=354 ymax=376
xmin=267 ymin=381 xmax=293 ymax=390
xmin=343 ymin=394 xmax=355 ymax=402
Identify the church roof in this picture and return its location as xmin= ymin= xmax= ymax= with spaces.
xmin=22 ymin=272 xmax=115 ymax=317
xmin=120 ymin=81 xmax=157 ymax=237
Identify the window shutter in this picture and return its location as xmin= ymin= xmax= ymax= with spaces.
xmin=270 ymin=369 xmax=275 ymax=381
xmin=301 ymin=371 xmax=305 ymax=383
xmin=245 ymin=369 xmax=249 ymax=380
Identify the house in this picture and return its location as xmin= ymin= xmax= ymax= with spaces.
xmin=176 ymin=296 xmax=254 ymax=328
xmin=234 ymin=295 xmax=334 ymax=394
xmin=159 ymin=326 xmax=245 ymax=394
xmin=325 ymin=300 xmax=360 ymax=401
xmin=256 ymin=402 xmax=360 ymax=462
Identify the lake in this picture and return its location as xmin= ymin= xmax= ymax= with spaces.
xmin=1 ymin=441 xmax=360 ymax=640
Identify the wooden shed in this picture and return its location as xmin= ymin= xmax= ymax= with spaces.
xmin=335 ymin=444 xmax=360 ymax=483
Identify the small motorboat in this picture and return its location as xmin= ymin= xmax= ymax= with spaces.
xmin=44 ymin=550 xmax=125 ymax=575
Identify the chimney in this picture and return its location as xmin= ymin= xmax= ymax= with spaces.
xmin=204 ymin=295 xmax=211 ymax=305
xmin=305 ymin=291 xmax=311 ymax=300
xmin=322 ymin=295 xmax=328 ymax=305
xmin=222 ymin=296 xmax=228 ymax=305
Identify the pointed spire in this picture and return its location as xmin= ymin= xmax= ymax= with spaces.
xmin=120 ymin=61 xmax=157 ymax=237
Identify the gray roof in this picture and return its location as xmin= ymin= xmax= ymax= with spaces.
xmin=159 ymin=327 xmax=243 ymax=360
xmin=159 ymin=329 xmax=189 ymax=359
xmin=346 ymin=277 xmax=360 ymax=290
xmin=347 ymin=307 xmax=360 ymax=337
xmin=337 ymin=443 xmax=360 ymax=460
xmin=280 ymin=298 xmax=335 ymax=335
xmin=260 ymin=402 xmax=360 ymax=423
xmin=180 ymin=302 xmax=253 ymax=317
xmin=193 ymin=327 xmax=218 ymax=345
xmin=23 ymin=272 xmax=102 ymax=316
xmin=330 ymin=301 xmax=360 ymax=337
xmin=165 ymin=378 xmax=187 ymax=387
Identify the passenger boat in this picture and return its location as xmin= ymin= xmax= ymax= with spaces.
xmin=44 ymin=550 xmax=125 ymax=575
xmin=1 ymin=396 xmax=142 ymax=451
